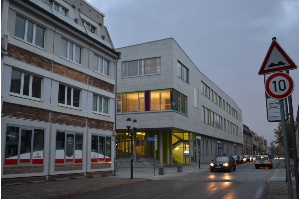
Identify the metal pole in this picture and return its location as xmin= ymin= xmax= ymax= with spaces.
xmin=154 ymin=146 xmax=156 ymax=176
xmin=286 ymin=70 xmax=299 ymax=199
xmin=199 ymin=140 xmax=201 ymax=169
xmin=280 ymin=99 xmax=293 ymax=199
xmin=130 ymin=128 xmax=133 ymax=179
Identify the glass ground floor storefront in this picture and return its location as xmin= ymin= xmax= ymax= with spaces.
xmin=115 ymin=131 xmax=198 ymax=165
xmin=116 ymin=130 xmax=240 ymax=165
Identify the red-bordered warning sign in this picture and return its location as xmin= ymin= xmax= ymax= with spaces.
xmin=258 ymin=40 xmax=297 ymax=75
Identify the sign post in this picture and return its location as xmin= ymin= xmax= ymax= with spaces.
xmin=259 ymin=38 xmax=297 ymax=199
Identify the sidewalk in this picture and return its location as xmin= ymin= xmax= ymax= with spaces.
xmin=1 ymin=163 xmax=297 ymax=199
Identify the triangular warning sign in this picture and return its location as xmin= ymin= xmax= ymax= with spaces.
xmin=258 ymin=40 xmax=297 ymax=75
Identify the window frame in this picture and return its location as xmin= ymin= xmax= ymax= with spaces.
xmin=177 ymin=61 xmax=189 ymax=83
xmin=10 ymin=68 xmax=42 ymax=99
xmin=58 ymin=84 xmax=81 ymax=108
xmin=61 ymin=38 xmax=82 ymax=64
xmin=15 ymin=15 xmax=45 ymax=48
xmin=93 ymin=54 xmax=110 ymax=76
xmin=4 ymin=125 xmax=45 ymax=166
xmin=91 ymin=135 xmax=112 ymax=163
xmin=93 ymin=94 xmax=110 ymax=115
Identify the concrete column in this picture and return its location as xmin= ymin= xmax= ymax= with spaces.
xmin=159 ymin=130 xmax=163 ymax=167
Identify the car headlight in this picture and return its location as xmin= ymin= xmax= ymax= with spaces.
xmin=223 ymin=162 xmax=229 ymax=167
xmin=210 ymin=163 xmax=214 ymax=167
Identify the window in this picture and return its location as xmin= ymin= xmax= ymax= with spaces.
xmin=84 ymin=21 xmax=96 ymax=33
xmin=171 ymin=89 xmax=187 ymax=114
xmin=117 ymin=92 xmax=145 ymax=113
xmin=55 ymin=131 xmax=83 ymax=164
xmin=10 ymin=69 xmax=42 ymax=99
xmin=93 ymin=54 xmax=110 ymax=76
xmin=58 ymin=84 xmax=80 ymax=108
xmin=15 ymin=15 xmax=45 ymax=48
xmin=91 ymin=135 xmax=111 ymax=163
xmin=177 ymin=61 xmax=188 ymax=82
xmin=194 ymin=87 xmax=199 ymax=108
xmin=122 ymin=57 xmax=160 ymax=78
xmin=150 ymin=90 xmax=171 ymax=111
xmin=53 ymin=2 xmax=68 ymax=16
xmin=93 ymin=94 xmax=109 ymax=114
xmin=5 ymin=126 xmax=44 ymax=165
xmin=61 ymin=38 xmax=81 ymax=64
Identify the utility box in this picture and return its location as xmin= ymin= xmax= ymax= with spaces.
xmin=158 ymin=167 xmax=165 ymax=175
xmin=177 ymin=166 xmax=182 ymax=172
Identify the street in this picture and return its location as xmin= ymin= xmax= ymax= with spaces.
xmin=63 ymin=160 xmax=279 ymax=199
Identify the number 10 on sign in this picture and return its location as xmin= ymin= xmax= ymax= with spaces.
xmin=265 ymin=72 xmax=294 ymax=100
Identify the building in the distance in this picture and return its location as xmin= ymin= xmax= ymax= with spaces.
xmin=115 ymin=38 xmax=243 ymax=165
xmin=1 ymin=0 xmax=119 ymax=179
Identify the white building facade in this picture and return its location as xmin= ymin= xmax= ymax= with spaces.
xmin=115 ymin=38 xmax=243 ymax=165
xmin=1 ymin=0 xmax=119 ymax=179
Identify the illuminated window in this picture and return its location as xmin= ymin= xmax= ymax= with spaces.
xmin=117 ymin=92 xmax=145 ymax=113
xmin=150 ymin=90 xmax=171 ymax=111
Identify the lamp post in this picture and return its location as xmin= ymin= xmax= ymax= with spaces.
xmin=126 ymin=118 xmax=133 ymax=179
xmin=132 ymin=120 xmax=137 ymax=164
xmin=196 ymin=135 xmax=201 ymax=169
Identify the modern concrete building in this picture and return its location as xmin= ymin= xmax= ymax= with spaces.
xmin=1 ymin=0 xmax=119 ymax=179
xmin=115 ymin=38 xmax=243 ymax=165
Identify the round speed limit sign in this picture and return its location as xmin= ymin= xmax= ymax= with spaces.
xmin=265 ymin=72 xmax=294 ymax=99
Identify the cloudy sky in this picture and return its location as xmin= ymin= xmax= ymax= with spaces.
xmin=88 ymin=0 xmax=299 ymax=145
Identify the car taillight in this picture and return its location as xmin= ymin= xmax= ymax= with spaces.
xmin=268 ymin=161 xmax=271 ymax=164
xmin=254 ymin=161 xmax=256 ymax=164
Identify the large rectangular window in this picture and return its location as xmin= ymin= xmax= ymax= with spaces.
xmin=177 ymin=61 xmax=188 ymax=83
xmin=117 ymin=92 xmax=145 ymax=113
xmin=122 ymin=57 xmax=160 ymax=78
xmin=150 ymin=90 xmax=171 ymax=111
xmin=93 ymin=54 xmax=110 ymax=76
xmin=10 ymin=69 xmax=42 ymax=99
xmin=61 ymin=38 xmax=81 ymax=64
xmin=53 ymin=2 xmax=69 ymax=16
xmin=5 ymin=126 xmax=44 ymax=165
xmin=58 ymin=84 xmax=80 ymax=108
xmin=91 ymin=135 xmax=111 ymax=163
xmin=93 ymin=94 xmax=109 ymax=115
xmin=55 ymin=131 xmax=83 ymax=164
xmin=15 ymin=15 xmax=45 ymax=48
xmin=171 ymin=89 xmax=187 ymax=115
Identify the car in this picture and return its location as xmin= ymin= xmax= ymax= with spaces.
xmin=210 ymin=155 xmax=236 ymax=172
xmin=240 ymin=155 xmax=247 ymax=163
xmin=232 ymin=155 xmax=242 ymax=164
xmin=254 ymin=154 xmax=273 ymax=169
xmin=249 ymin=155 xmax=254 ymax=162
xmin=238 ymin=155 xmax=244 ymax=163
xmin=243 ymin=155 xmax=250 ymax=162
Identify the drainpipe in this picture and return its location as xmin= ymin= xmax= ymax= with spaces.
xmin=114 ymin=52 xmax=121 ymax=176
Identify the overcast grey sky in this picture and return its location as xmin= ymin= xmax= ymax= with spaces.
xmin=88 ymin=0 xmax=299 ymax=145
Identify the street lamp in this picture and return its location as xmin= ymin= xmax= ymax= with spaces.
xmin=196 ymin=135 xmax=201 ymax=169
xmin=132 ymin=120 xmax=137 ymax=164
xmin=126 ymin=118 xmax=133 ymax=179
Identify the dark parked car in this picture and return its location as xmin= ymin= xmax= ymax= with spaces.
xmin=239 ymin=155 xmax=245 ymax=163
xmin=243 ymin=155 xmax=250 ymax=162
xmin=232 ymin=155 xmax=242 ymax=164
xmin=210 ymin=155 xmax=236 ymax=172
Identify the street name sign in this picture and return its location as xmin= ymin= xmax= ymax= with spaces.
xmin=258 ymin=40 xmax=297 ymax=75
xmin=265 ymin=72 xmax=294 ymax=100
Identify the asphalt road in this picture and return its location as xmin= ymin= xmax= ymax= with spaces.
xmin=63 ymin=160 xmax=278 ymax=199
